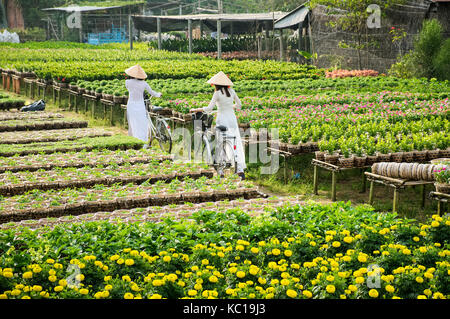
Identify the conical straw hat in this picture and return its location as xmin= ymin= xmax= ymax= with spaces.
xmin=207 ymin=71 xmax=233 ymax=86
xmin=125 ymin=64 xmax=147 ymax=80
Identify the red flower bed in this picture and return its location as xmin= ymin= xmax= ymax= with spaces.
xmin=326 ymin=69 xmax=379 ymax=78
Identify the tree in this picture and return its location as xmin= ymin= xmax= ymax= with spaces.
xmin=308 ymin=0 xmax=406 ymax=69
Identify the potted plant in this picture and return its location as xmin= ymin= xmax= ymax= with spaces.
xmin=434 ymin=165 xmax=450 ymax=194
xmin=353 ymin=145 xmax=367 ymax=168
xmin=390 ymin=141 xmax=404 ymax=163
xmin=113 ymin=90 xmax=124 ymax=104
xmin=365 ymin=141 xmax=378 ymax=166
xmin=323 ymin=140 xmax=339 ymax=165
xmin=413 ymin=136 xmax=427 ymax=162
xmin=338 ymin=145 xmax=354 ymax=168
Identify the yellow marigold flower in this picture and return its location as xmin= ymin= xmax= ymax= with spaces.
xmin=201 ymin=259 xmax=209 ymax=265
xmin=424 ymin=272 xmax=433 ymax=279
xmin=79 ymin=288 xmax=89 ymax=295
xmin=326 ymin=285 xmax=335 ymax=294
xmin=332 ymin=241 xmax=341 ymax=248
xmin=348 ymin=285 xmax=357 ymax=292
xmin=149 ymin=294 xmax=162 ymax=299
xmin=177 ymin=280 xmax=186 ymax=287
xmin=326 ymin=275 xmax=335 ymax=282
xmin=272 ymin=249 xmax=281 ymax=256
xmin=357 ymin=254 xmax=367 ymax=263
xmin=116 ymin=258 xmax=124 ymax=265
xmin=423 ymin=289 xmax=432 ymax=296
xmin=122 ymin=275 xmax=131 ymax=282
xmin=385 ymin=285 xmax=395 ymax=293
xmin=402 ymin=249 xmax=411 ymax=255
xmin=32 ymin=285 xmax=42 ymax=292
xmin=258 ymin=277 xmax=267 ymax=285
xmin=152 ymin=279 xmax=163 ymax=287
xmin=104 ymin=276 xmax=112 ymax=281
xmin=416 ymin=277 xmax=424 ymax=283
xmin=22 ymin=271 xmax=33 ymax=279
xmin=309 ymin=241 xmax=316 ymax=247
xmin=48 ymin=275 xmax=57 ymax=282
xmin=417 ymin=295 xmax=427 ymax=299
xmin=431 ymin=221 xmax=439 ymax=227
xmin=302 ymin=290 xmax=312 ymax=298
xmin=0 ymin=294 xmax=7 ymax=299
xmin=125 ymin=259 xmax=135 ymax=266
xmin=286 ymin=289 xmax=297 ymax=298
xmin=355 ymin=277 xmax=365 ymax=284
xmin=284 ymin=250 xmax=293 ymax=257
xmin=281 ymin=279 xmax=290 ymax=286
xmin=369 ymin=289 xmax=379 ymax=298
xmin=124 ymin=293 xmax=134 ymax=299
xmin=236 ymin=271 xmax=246 ymax=279
xmin=110 ymin=255 xmax=120 ymax=261
xmin=187 ymin=290 xmax=197 ymax=297
xmin=209 ymin=275 xmax=218 ymax=283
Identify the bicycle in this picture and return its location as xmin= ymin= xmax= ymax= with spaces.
xmin=144 ymin=93 xmax=172 ymax=153
xmin=192 ymin=111 xmax=238 ymax=177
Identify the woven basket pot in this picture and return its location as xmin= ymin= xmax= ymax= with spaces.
xmin=439 ymin=149 xmax=450 ymax=158
xmin=338 ymin=157 xmax=354 ymax=168
xmin=324 ymin=153 xmax=339 ymax=165
xmin=354 ymin=156 xmax=367 ymax=168
xmin=377 ymin=153 xmax=391 ymax=162
xmin=315 ymin=151 xmax=326 ymax=162
xmin=427 ymin=149 xmax=440 ymax=161
xmin=435 ymin=183 xmax=450 ymax=194
xmin=413 ymin=150 xmax=427 ymax=162
xmin=391 ymin=152 xmax=404 ymax=163
xmin=366 ymin=155 xmax=379 ymax=166
xmin=403 ymin=151 xmax=415 ymax=163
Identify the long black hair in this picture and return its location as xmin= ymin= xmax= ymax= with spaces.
xmin=215 ymin=85 xmax=231 ymax=97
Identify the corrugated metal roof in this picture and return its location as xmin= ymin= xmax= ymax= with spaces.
xmin=274 ymin=5 xmax=309 ymax=29
xmin=132 ymin=12 xmax=288 ymax=34
xmin=42 ymin=6 xmax=124 ymax=12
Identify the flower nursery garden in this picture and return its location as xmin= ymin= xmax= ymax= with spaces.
xmin=0 ymin=41 xmax=449 ymax=301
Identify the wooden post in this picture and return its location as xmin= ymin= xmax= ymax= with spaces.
xmin=279 ymin=29 xmax=284 ymax=61
xmin=257 ymin=36 xmax=261 ymax=60
xmin=79 ymin=13 xmax=83 ymax=43
xmin=313 ymin=165 xmax=319 ymax=195
xmin=265 ymin=28 xmax=270 ymax=52
xmin=421 ymin=184 xmax=426 ymax=208
xmin=188 ymin=19 xmax=193 ymax=54
xmin=217 ymin=19 xmax=222 ymax=59
xmin=361 ymin=168 xmax=366 ymax=193
xmin=331 ymin=170 xmax=337 ymax=202
xmin=393 ymin=188 xmax=399 ymax=213
xmin=129 ymin=15 xmax=133 ymax=50
xmin=157 ymin=17 xmax=162 ymax=50
xmin=199 ymin=21 xmax=203 ymax=38
xmin=298 ymin=23 xmax=303 ymax=51
xmin=369 ymin=181 xmax=374 ymax=205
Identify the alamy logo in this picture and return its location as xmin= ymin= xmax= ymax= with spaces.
xmin=366 ymin=264 xmax=381 ymax=288
xmin=66 ymin=5 xmax=82 ymax=29
xmin=366 ymin=4 xmax=381 ymax=29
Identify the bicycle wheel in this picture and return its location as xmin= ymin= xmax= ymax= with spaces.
xmin=155 ymin=118 xmax=172 ymax=153
xmin=216 ymin=139 xmax=235 ymax=176
xmin=201 ymin=135 xmax=214 ymax=166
